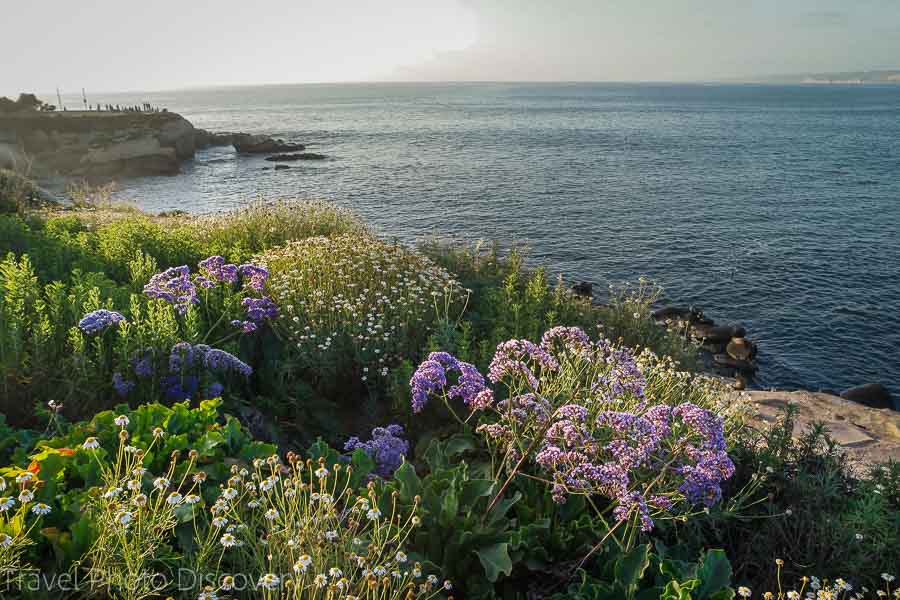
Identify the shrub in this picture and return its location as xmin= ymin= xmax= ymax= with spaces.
xmin=0 ymin=169 xmax=41 ymax=214
xmin=189 ymin=199 xmax=370 ymax=263
xmin=261 ymin=235 xmax=462 ymax=393
xmin=410 ymin=327 xmax=742 ymax=549
xmin=663 ymin=406 xmax=900 ymax=592
xmin=0 ymin=399 xmax=276 ymax=584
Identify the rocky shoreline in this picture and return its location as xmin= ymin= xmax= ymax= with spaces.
xmin=0 ymin=109 xmax=326 ymax=178
xmin=570 ymin=282 xmax=896 ymax=412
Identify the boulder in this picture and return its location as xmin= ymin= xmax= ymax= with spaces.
xmin=264 ymin=152 xmax=327 ymax=161
xmin=726 ymin=337 xmax=756 ymax=362
xmin=713 ymin=353 xmax=758 ymax=373
xmin=691 ymin=323 xmax=746 ymax=344
xmin=157 ymin=115 xmax=196 ymax=159
xmin=840 ymin=383 xmax=893 ymax=410
xmin=195 ymin=129 xmax=236 ymax=149
xmin=571 ymin=281 xmax=593 ymax=298
xmin=233 ymin=133 xmax=305 ymax=154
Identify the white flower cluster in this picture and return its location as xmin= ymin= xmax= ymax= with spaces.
xmin=261 ymin=235 xmax=462 ymax=382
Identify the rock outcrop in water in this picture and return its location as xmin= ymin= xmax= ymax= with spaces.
xmin=233 ymin=134 xmax=305 ymax=154
xmin=0 ymin=110 xmax=201 ymax=176
xmin=0 ymin=108 xmax=307 ymax=177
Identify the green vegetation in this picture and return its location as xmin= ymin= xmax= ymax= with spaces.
xmin=0 ymin=193 xmax=896 ymax=599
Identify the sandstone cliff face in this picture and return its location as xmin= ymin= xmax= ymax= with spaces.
xmin=0 ymin=111 xmax=198 ymax=176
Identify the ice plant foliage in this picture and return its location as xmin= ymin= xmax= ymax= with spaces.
xmin=261 ymin=235 xmax=462 ymax=382
xmin=412 ymin=326 xmax=737 ymax=533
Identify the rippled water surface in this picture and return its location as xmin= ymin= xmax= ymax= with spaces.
xmin=101 ymin=83 xmax=900 ymax=397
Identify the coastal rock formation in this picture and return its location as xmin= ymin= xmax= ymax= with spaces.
xmin=264 ymin=152 xmax=327 ymax=162
xmin=194 ymin=129 xmax=237 ymax=150
xmin=840 ymin=383 xmax=893 ymax=410
xmin=233 ymin=134 xmax=305 ymax=154
xmin=652 ymin=304 xmax=759 ymax=380
xmin=571 ymin=281 xmax=593 ymax=298
xmin=739 ymin=389 xmax=900 ymax=470
xmin=0 ymin=111 xmax=198 ymax=176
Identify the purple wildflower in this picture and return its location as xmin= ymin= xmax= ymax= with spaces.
xmin=203 ymin=349 xmax=252 ymax=376
xmin=344 ymin=424 xmax=409 ymax=477
xmin=409 ymin=352 xmax=488 ymax=412
xmin=238 ymin=264 xmax=269 ymax=291
xmin=78 ymin=309 xmax=125 ymax=334
xmin=488 ymin=339 xmax=559 ymax=389
xmin=112 ymin=372 xmax=135 ymax=397
xmin=242 ymin=296 xmax=279 ymax=322
xmin=132 ymin=349 xmax=154 ymax=378
xmin=169 ymin=342 xmax=195 ymax=372
xmin=540 ymin=326 xmax=592 ymax=355
xmin=162 ymin=374 xmax=199 ymax=401
xmin=204 ymin=382 xmax=224 ymax=399
xmin=613 ymin=491 xmax=654 ymax=531
xmin=199 ymin=256 xmax=239 ymax=284
xmin=447 ymin=361 xmax=487 ymax=407
xmin=409 ymin=359 xmax=447 ymax=413
xmin=144 ymin=266 xmax=197 ymax=314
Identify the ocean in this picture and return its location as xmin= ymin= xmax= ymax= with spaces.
xmin=76 ymin=83 xmax=900 ymax=398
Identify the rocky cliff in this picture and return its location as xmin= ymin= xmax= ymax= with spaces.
xmin=0 ymin=110 xmax=201 ymax=177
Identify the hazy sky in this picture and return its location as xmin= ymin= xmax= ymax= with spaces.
xmin=3 ymin=0 xmax=899 ymax=94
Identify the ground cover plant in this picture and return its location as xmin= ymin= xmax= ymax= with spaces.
xmin=0 ymin=194 xmax=896 ymax=599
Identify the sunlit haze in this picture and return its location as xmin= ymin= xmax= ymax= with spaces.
xmin=3 ymin=0 xmax=900 ymax=93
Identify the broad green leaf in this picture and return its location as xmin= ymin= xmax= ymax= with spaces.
xmin=615 ymin=544 xmax=650 ymax=598
xmin=695 ymin=549 xmax=733 ymax=599
xmin=475 ymin=542 xmax=513 ymax=582
xmin=393 ymin=462 xmax=421 ymax=502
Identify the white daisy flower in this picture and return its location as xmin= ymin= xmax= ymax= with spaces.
xmin=31 ymin=503 xmax=51 ymax=515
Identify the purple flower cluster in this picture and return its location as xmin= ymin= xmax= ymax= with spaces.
xmin=203 ymin=348 xmax=253 ymax=377
xmin=488 ymin=340 xmax=559 ymax=390
xmin=232 ymin=296 xmax=279 ymax=333
xmin=238 ymin=264 xmax=269 ymax=292
xmin=672 ymin=403 xmax=734 ymax=506
xmin=78 ymin=309 xmax=126 ymax=335
xmin=199 ymin=256 xmax=238 ymax=284
xmin=132 ymin=349 xmax=155 ymax=378
xmin=409 ymin=352 xmax=490 ymax=413
xmin=534 ymin=401 xmax=733 ymax=530
xmin=112 ymin=372 xmax=135 ymax=397
xmin=143 ymin=266 xmax=197 ymax=314
xmin=592 ymin=348 xmax=647 ymax=404
xmin=344 ymin=424 xmax=410 ymax=477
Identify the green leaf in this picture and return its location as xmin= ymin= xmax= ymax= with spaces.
xmin=695 ymin=550 xmax=733 ymax=599
xmin=661 ymin=579 xmax=699 ymax=600
xmin=444 ymin=433 xmax=476 ymax=457
xmin=393 ymin=462 xmax=421 ymax=502
xmin=486 ymin=491 xmax=521 ymax=525
xmin=423 ymin=439 xmax=448 ymax=472
xmin=475 ymin=542 xmax=513 ymax=582
xmin=615 ymin=544 xmax=650 ymax=599
xmin=195 ymin=431 xmax=224 ymax=455
xmin=460 ymin=479 xmax=494 ymax=506
xmin=350 ymin=449 xmax=376 ymax=488
xmin=439 ymin=486 xmax=459 ymax=527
